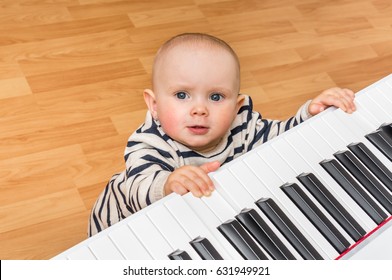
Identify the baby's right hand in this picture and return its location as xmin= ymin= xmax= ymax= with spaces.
xmin=164 ymin=161 xmax=221 ymax=198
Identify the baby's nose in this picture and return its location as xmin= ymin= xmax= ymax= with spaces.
xmin=191 ymin=104 xmax=208 ymax=116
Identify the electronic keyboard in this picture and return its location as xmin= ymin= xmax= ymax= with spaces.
xmin=53 ymin=74 xmax=392 ymax=260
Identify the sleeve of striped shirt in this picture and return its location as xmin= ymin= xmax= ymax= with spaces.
xmin=88 ymin=114 xmax=180 ymax=236
xmin=237 ymin=96 xmax=313 ymax=152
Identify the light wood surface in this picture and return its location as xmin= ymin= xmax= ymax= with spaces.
xmin=1 ymin=0 xmax=392 ymax=259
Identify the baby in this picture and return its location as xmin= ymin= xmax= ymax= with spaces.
xmin=88 ymin=33 xmax=355 ymax=236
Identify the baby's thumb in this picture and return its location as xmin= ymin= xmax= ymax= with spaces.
xmin=200 ymin=161 xmax=221 ymax=173
xmin=308 ymin=102 xmax=325 ymax=116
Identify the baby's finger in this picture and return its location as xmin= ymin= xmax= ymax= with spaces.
xmin=199 ymin=161 xmax=220 ymax=173
xmin=342 ymin=88 xmax=355 ymax=97
xmin=179 ymin=175 xmax=204 ymax=197
xmin=187 ymin=166 xmax=214 ymax=196
xmin=167 ymin=170 xmax=203 ymax=197
xmin=188 ymin=168 xmax=214 ymax=195
xmin=331 ymin=88 xmax=355 ymax=112
xmin=342 ymin=88 xmax=356 ymax=112
xmin=327 ymin=89 xmax=351 ymax=113
xmin=337 ymin=93 xmax=355 ymax=113
xmin=171 ymin=184 xmax=191 ymax=196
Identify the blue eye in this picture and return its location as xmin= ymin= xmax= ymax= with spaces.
xmin=175 ymin=92 xmax=188 ymax=99
xmin=210 ymin=93 xmax=223 ymax=101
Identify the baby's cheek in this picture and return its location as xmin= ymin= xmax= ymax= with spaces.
xmin=217 ymin=111 xmax=237 ymax=130
xmin=159 ymin=114 xmax=180 ymax=136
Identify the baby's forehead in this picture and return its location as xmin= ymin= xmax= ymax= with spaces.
xmin=156 ymin=43 xmax=239 ymax=73
xmin=151 ymin=35 xmax=241 ymax=90
xmin=158 ymin=40 xmax=225 ymax=59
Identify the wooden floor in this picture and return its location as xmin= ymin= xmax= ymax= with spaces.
xmin=1 ymin=0 xmax=392 ymax=260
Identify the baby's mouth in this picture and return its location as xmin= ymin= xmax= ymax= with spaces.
xmin=187 ymin=125 xmax=209 ymax=135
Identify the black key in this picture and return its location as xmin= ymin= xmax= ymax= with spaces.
xmin=236 ymin=208 xmax=296 ymax=260
xmin=168 ymin=249 xmax=192 ymax=260
xmin=217 ymin=219 xmax=268 ymax=260
xmin=379 ymin=123 xmax=392 ymax=138
xmin=366 ymin=129 xmax=392 ymax=161
xmin=297 ymin=173 xmax=365 ymax=241
xmin=348 ymin=142 xmax=392 ymax=193
xmin=256 ymin=197 xmax=323 ymax=260
xmin=320 ymin=159 xmax=387 ymax=224
xmin=334 ymin=150 xmax=392 ymax=214
xmin=281 ymin=183 xmax=350 ymax=254
xmin=189 ymin=236 xmax=223 ymax=260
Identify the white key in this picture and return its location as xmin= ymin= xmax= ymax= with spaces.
xmin=382 ymin=79 xmax=392 ymax=104
xmin=272 ymin=132 xmax=372 ymax=232
xmin=323 ymin=111 xmax=392 ymax=174
xmin=182 ymin=192 xmax=244 ymax=259
xmin=67 ymin=246 xmax=96 ymax=260
xmin=270 ymin=137 xmax=355 ymax=245
xmin=88 ymin=235 xmax=125 ymax=259
xmin=311 ymin=115 xmax=390 ymax=214
xmin=212 ymin=168 xmax=253 ymax=213
xmin=232 ymin=150 xmax=330 ymax=259
xmin=284 ymin=130 xmax=376 ymax=231
xmin=309 ymin=117 xmax=348 ymax=151
xmin=201 ymin=189 xmax=237 ymax=222
xmin=358 ymin=89 xmax=392 ymax=124
xmin=164 ymin=194 xmax=236 ymax=259
xmin=354 ymin=92 xmax=381 ymax=128
xmin=130 ymin=214 xmax=173 ymax=259
xmin=109 ymin=225 xmax=153 ymax=260
xmin=52 ymin=255 xmax=67 ymax=260
xmin=369 ymin=86 xmax=392 ymax=119
xmin=343 ymin=218 xmax=392 ymax=260
xmin=334 ymin=107 xmax=374 ymax=137
xmin=201 ymin=190 xmax=272 ymax=259
xmin=147 ymin=203 xmax=201 ymax=260
xmin=385 ymin=74 xmax=392 ymax=83
xmin=299 ymin=118 xmax=386 ymax=221
xmin=255 ymin=145 xmax=338 ymax=259
xmin=212 ymin=168 xmax=303 ymax=259
xmin=334 ymin=107 xmax=375 ymax=136
xmin=330 ymin=109 xmax=392 ymax=172
xmin=299 ymin=119 xmax=388 ymax=221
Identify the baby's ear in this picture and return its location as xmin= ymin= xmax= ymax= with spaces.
xmin=236 ymin=94 xmax=246 ymax=112
xmin=143 ymin=89 xmax=158 ymax=119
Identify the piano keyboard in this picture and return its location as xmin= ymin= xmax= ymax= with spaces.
xmin=53 ymin=74 xmax=392 ymax=260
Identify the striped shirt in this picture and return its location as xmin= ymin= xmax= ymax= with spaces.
xmin=88 ymin=95 xmax=312 ymax=236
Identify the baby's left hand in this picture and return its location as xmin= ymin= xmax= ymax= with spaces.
xmin=308 ymin=87 xmax=356 ymax=116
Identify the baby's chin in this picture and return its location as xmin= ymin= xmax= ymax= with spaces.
xmin=182 ymin=139 xmax=223 ymax=154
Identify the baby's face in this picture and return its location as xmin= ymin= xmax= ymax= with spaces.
xmin=151 ymin=44 xmax=243 ymax=153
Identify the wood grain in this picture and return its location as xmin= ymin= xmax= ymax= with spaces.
xmin=1 ymin=0 xmax=392 ymax=259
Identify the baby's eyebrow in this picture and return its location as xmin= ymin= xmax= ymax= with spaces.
xmin=210 ymin=87 xmax=236 ymax=94
xmin=167 ymin=84 xmax=193 ymax=92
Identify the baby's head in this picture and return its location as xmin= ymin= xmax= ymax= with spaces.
xmin=144 ymin=33 xmax=244 ymax=153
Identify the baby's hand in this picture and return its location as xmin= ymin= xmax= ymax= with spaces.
xmin=308 ymin=87 xmax=356 ymax=116
xmin=164 ymin=161 xmax=220 ymax=198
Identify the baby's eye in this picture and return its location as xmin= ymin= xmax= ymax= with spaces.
xmin=175 ymin=91 xmax=189 ymax=99
xmin=210 ymin=93 xmax=223 ymax=102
